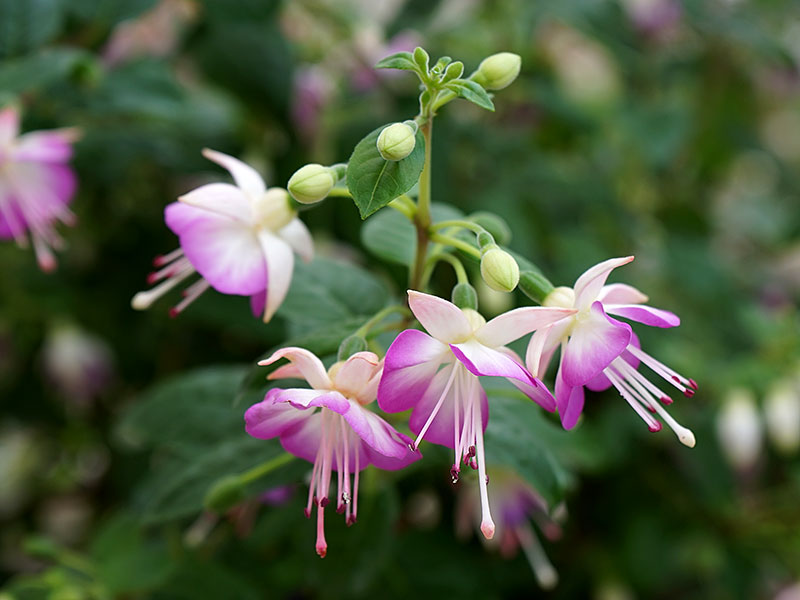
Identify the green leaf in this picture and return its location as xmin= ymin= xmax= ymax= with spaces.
xmin=346 ymin=125 xmax=426 ymax=219
xmin=446 ymin=80 xmax=495 ymax=111
xmin=483 ymin=391 xmax=573 ymax=507
xmin=361 ymin=203 xmax=463 ymax=266
xmin=0 ymin=0 xmax=65 ymax=58
xmin=375 ymin=51 xmax=418 ymax=71
xmin=117 ymin=366 xmax=302 ymax=523
xmin=0 ymin=48 xmax=91 ymax=94
xmin=278 ymin=257 xmax=389 ymax=336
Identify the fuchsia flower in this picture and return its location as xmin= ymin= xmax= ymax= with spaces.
xmin=456 ymin=468 xmax=562 ymax=589
xmin=132 ymin=149 xmax=313 ymax=320
xmin=378 ymin=291 xmax=574 ymax=539
xmin=245 ymin=348 xmax=420 ymax=558
xmin=527 ymin=256 xmax=697 ymax=446
xmin=0 ymin=105 xmax=79 ymax=271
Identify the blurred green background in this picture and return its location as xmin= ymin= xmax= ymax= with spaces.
xmin=1 ymin=0 xmax=799 ymax=598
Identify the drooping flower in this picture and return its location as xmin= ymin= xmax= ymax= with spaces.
xmin=526 ymin=256 xmax=697 ymax=446
xmin=132 ymin=149 xmax=313 ymax=321
xmin=245 ymin=348 xmax=420 ymax=558
xmin=378 ymin=291 xmax=574 ymax=539
xmin=0 ymin=105 xmax=80 ymax=271
xmin=456 ymin=467 xmax=562 ymax=589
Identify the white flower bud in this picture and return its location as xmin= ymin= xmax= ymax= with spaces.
xmin=764 ymin=379 xmax=800 ymax=455
xmin=716 ymin=388 xmax=762 ymax=471
xmin=376 ymin=122 xmax=416 ymax=161
xmin=480 ymin=246 xmax=520 ymax=292
xmin=287 ymin=163 xmax=336 ymax=204
xmin=253 ymin=188 xmax=295 ymax=230
xmin=473 ymin=52 xmax=521 ymax=90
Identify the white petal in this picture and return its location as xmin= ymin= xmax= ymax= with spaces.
xmin=258 ymin=230 xmax=294 ymax=322
xmin=597 ymin=283 xmax=648 ymax=305
xmin=407 ymin=290 xmax=472 ymax=343
xmin=573 ymin=256 xmax=634 ymax=310
xmin=260 ymin=347 xmax=331 ymax=389
xmin=476 ymin=306 xmax=575 ymax=348
xmin=202 ymin=148 xmax=266 ymax=198
xmin=278 ymin=218 xmax=314 ymax=262
xmin=178 ymin=183 xmax=253 ymax=223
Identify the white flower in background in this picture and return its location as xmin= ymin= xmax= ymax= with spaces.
xmin=716 ymin=388 xmax=762 ymax=471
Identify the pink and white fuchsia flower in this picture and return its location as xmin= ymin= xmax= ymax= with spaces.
xmin=0 ymin=105 xmax=80 ymax=271
xmin=245 ymin=348 xmax=420 ymax=558
xmin=132 ymin=149 xmax=313 ymax=321
xmin=526 ymin=256 xmax=697 ymax=446
xmin=378 ymin=291 xmax=574 ymax=539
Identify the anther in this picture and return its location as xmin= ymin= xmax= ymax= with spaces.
xmin=319 ymin=496 xmax=329 ymax=508
xmin=450 ymin=465 xmax=460 ymax=484
xmin=660 ymin=396 xmax=673 ymax=406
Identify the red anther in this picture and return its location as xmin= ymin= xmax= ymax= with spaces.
xmin=346 ymin=515 xmax=357 ymax=527
xmin=485 ymin=474 xmax=490 ymax=484
xmin=469 ymin=458 xmax=478 ymax=470
xmin=467 ymin=445 xmax=476 ymax=458
xmin=336 ymin=504 xmax=345 ymax=514
xmin=450 ymin=465 xmax=460 ymax=484
xmin=645 ymin=403 xmax=657 ymax=414
xmin=319 ymin=497 xmax=329 ymax=508
xmin=152 ymin=255 xmax=163 ymax=267
xmin=683 ymin=388 xmax=695 ymax=398
xmin=312 ymin=495 xmax=318 ymax=506
xmin=661 ymin=396 xmax=673 ymax=405
xmin=648 ymin=421 xmax=663 ymax=433
xmin=316 ymin=546 xmax=327 ymax=558
xmin=303 ymin=508 xmax=311 ymax=518
xmin=689 ymin=379 xmax=698 ymax=390
xmin=146 ymin=272 xmax=159 ymax=285
xmin=672 ymin=375 xmax=681 ymax=383
xmin=168 ymin=307 xmax=179 ymax=319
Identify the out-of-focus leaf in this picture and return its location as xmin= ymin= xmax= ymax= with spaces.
xmin=375 ymin=51 xmax=418 ymax=72
xmin=67 ymin=0 xmax=156 ymax=25
xmin=361 ymin=203 xmax=463 ymax=265
xmin=483 ymin=391 xmax=573 ymax=507
xmin=346 ymin=125 xmax=426 ymax=219
xmin=200 ymin=0 xmax=281 ymax=21
xmin=0 ymin=0 xmax=65 ymax=58
xmin=278 ymin=258 xmax=389 ymax=336
xmin=152 ymin=556 xmax=262 ymax=600
xmin=0 ymin=48 xmax=91 ymax=94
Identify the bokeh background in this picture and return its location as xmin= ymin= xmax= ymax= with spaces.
xmin=1 ymin=0 xmax=800 ymax=598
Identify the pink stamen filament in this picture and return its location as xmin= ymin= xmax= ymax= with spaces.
xmin=131 ymin=264 xmax=195 ymax=310
xmin=626 ymin=345 xmax=695 ymax=395
xmin=605 ymin=368 xmax=661 ymax=431
xmin=471 ymin=376 xmax=495 ymax=540
xmin=170 ymin=280 xmax=210 ymax=317
xmin=153 ymin=248 xmax=184 ymax=267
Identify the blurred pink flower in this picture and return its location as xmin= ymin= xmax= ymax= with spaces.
xmin=291 ymin=66 xmax=335 ymax=144
xmin=132 ymin=149 xmax=313 ymax=321
xmin=0 ymin=105 xmax=80 ymax=271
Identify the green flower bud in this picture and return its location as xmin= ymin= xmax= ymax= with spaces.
xmin=377 ymin=122 xmax=417 ymax=161
xmin=476 ymin=231 xmax=495 ymax=250
xmin=480 ymin=246 xmax=520 ymax=292
xmin=518 ymin=271 xmax=555 ymax=304
xmin=473 ymin=52 xmax=521 ymax=90
xmin=451 ymin=282 xmax=478 ymax=310
xmin=470 ymin=212 xmax=512 ymax=245
xmin=338 ymin=334 xmax=368 ymax=362
xmin=203 ymin=475 xmax=246 ymax=513
xmin=288 ymin=163 xmax=336 ymax=204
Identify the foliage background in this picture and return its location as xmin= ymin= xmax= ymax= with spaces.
xmin=1 ymin=0 xmax=799 ymax=598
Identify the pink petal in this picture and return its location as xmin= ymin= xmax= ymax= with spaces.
xmin=585 ymin=332 xmax=641 ymax=392
xmin=178 ymin=183 xmax=252 ymax=223
xmin=0 ymin=105 xmax=20 ymax=146
xmin=202 ymin=148 xmax=266 ymax=198
xmin=258 ymin=230 xmax=294 ymax=322
xmin=165 ymin=202 xmax=266 ymax=295
xmin=14 ymin=129 xmax=80 ymax=163
xmin=496 ymin=348 xmax=556 ymax=412
xmin=269 ymin=363 xmax=304 ymax=380
xmin=278 ymin=218 xmax=314 ymax=263
xmin=450 ymin=339 xmax=534 ymax=385
xmin=475 ymin=306 xmax=575 ymax=348
xmin=249 ymin=290 xmax=266 ymax=318
xmin=333 ymin=351 xmax=381 ymax=401
xmin=279 ymin=412 xmax=324 ymax=464
xmin=260 ymin=347 xmax=331 ymax=390
xmin=555 ymin=361 xmax=585 ymax=430
xmin=561 ymin=302 xmax=631 ymax=387
xmin=340 ymin=401 xmax=416 ymax=461
xmin=407 ymin=290 xmax=472 ymax=343
xmin=573 ymin=256 xmax=634 ymax=310
xmin=605 ymin=304 xmax=680 ymax=328
xmin=409 ymin=367 xmax=488 ymax=449
xmin=244 ymin=389 xmax=314 ymax=440
xmin=378 ymin=329 xmax=449 ymax=413
xmin=597 ymin=283 xmax=648 ymax=305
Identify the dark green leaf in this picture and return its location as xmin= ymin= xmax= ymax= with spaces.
xmin=66 ymin=0 xmax=156 ymax=25
xmin=361 ymin=203 xmax=463 ymax=265
xmin=375 ymin=51 xmax=418 ymax=72
xmin=0 ymin=0 xmax=65 ymax=58
xmin=346 ymin=125 xmax=426 ymax=219
xmin=446 ymin=80 xmax=495 ymax=111
xmin=0 ymin=48 xmax=91 ymax=94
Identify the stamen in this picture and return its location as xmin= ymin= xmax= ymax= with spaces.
xmin=153 ymin=248 xmax=184 ymax=267
xmin=626 ymin=345 xmax=694 ymax=394
xmin=131 ymin=264 xmax=195 ymax=310
xmin=450 ymin=465 xmax=460 ymax=484
xmin=315 ymin=505 xmax=327 ymax=558
xmin=170 ymin=280 xmax=210 ymax=317
xmin=414 ymin=362 xmax=459 ymax=449
xmin=605 ymin=369 xmax=661 ymax=431
xmin=148 ymin=257 xmax=192 ymax=284
xmin=471 ymin=379 xmax=495 ymax=540
xmin=351 ymin=446 xmax=360 ymax=524
xmin=515 ymin=522 xmax=558 ymax=590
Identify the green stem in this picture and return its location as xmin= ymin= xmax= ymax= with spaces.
xmin=421 ymin=253 xmax=468 ymax=288
xmin=326 ymin=187 xmax=353 ymax=198
xmin=355 ymin=305 xmax=410 ymax=338
xmin=429 ymin=219 xmax=487 ymax=235
xmin=410 ymin=119 xmax=433 ymax=290
xmin=238 ymin=452 xmax=295 ymax=486
xmin=388 ymin=195 xmax=416 ymax=219
xmin=429 ymin=233 xmax=482 ymax=259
